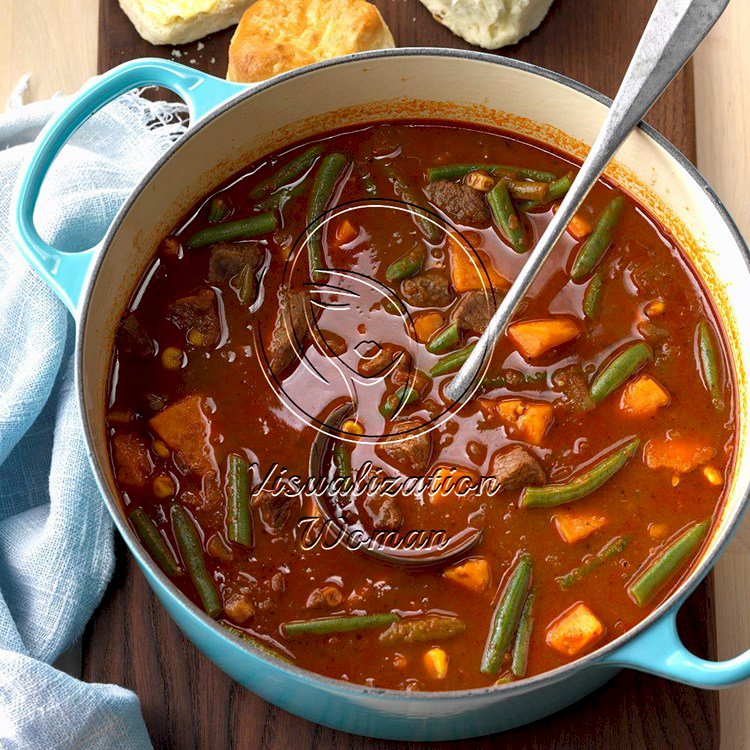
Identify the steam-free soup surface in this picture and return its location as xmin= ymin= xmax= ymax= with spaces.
xmin=107 ymin=122 xmax=735 ymax=691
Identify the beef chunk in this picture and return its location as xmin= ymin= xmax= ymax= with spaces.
xmin=117 ymin=314 xmax=154 ymax=358
xmin=208 ymin=242 xmax=264 ymax=283
xmin=424 ymin=180 xmax=491 ymax=227
xmin=113 ymin=434 xmax=152 ymax=487
xmin=450 ymin=291 xmax=498 ymax=335
xmin=253 ymin=486 xmax=297 ymax=531
xmin=552 ymin=364 xmax=595 ymax=414
xmin=489 ymin=445 xmax=545 ymax=492
xmin=168 ymin=288 xmax=220 ymax=346
xmin=400 ymin=269 xmax=453 ymax=308
xmin=376 ymin=418 xmax=432 ymax=473
xmin=369 ymin=495 xmax=403 ymax=531
xmin=267 ymin=288 xmax=314 ymax=374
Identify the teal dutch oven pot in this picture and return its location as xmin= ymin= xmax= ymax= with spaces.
xmin=12 ymin=51 xmax=750 ymax=740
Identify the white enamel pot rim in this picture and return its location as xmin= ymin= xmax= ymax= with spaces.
xmin=67 ymin=49 xmax=750 ymax=699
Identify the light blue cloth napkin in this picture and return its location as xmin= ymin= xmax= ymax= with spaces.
xmin=0 ymin=80 xmax=189 ymax=749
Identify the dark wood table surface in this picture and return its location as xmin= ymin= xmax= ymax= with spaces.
xmin=90 ymin=0 xmax=717 ymax=747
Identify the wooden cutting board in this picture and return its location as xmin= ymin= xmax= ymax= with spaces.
xmin=90 ymin=1 xmax=717 ymax=747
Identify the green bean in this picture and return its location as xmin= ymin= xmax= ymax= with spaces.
xmin=480 ymin=369 xmax=548 ymax=391
xmin=254 ymin=177 xmax=310 ymax=212
xmin=237 ymin=263 xmax=256 ymax=306
xmin=381 ymin=385 xmax=420 ymax=417
xmin=481 ymin=553 xmax=532 ymax=674
xmin=361 ymin=171 xmax=377 ymax=197
xmin=385 ymin=244 xmax=426 ymax=282
xmin=308 ymin=153 xmax=349 ymax=281
xmin=488 ymin=180 xmax=528 ymax=253
xmin=221 ymin=624 xmax=292 ymax=662
xmin=227 ymin=454 xmax=253 ymax=548
xmin=130 ymin=508 xmax=183 ymax=577
xmin=333 ymin=443 xmax=353 ymax=494
xmin=250 ymin=143 xmax=324 ymax=199
xmin=590 ymin=342 xmax=652 ymax=403
xmin=570 ymin=196 xmax=624 ymax=281
xmin=208 ymin=197 xmax=229 ymax=223
xmin=628 ymin=520 xmax=710 ymax=606
xmin=557 ymin=536 xmax=628 ymax=590
xmin=187 ymin=213 xmax=278 ymax=249
xmin=171 ymin=504 xmax=222 ymax=618
xmin=383 ymin=163 xmax=442 ymax=243
xmin=507 ymin=180 xmax=549 ymax=203
xmin=426 ymin=322 xmax=460 ymax=354
xmin=510 ymin=589 xmax=536 ymax=678
xmin=429 ymin=343 xmax=476 ymax=377
xmin=520 ymin=438 xmax=640 ymax=509
xmin=427 ymin=164 xmax=556 ymax=183
xmin=519 ymin=172 xmax=573 ymax=211
xmin=283 ymin=613 xmax=399 ymax=638
xmin=697 ymin=321 xmax=724 ymax=409
xmin=379 ymin=615 xmax=465 ymax=644
xmin=583 ymin=272 xmax=604 ymax=319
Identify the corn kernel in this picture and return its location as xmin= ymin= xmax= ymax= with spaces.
xmin=152 ymin=474 xmax=176 ymax=498
xmin=649 ymin=522 xmax=669 ymax=539
xmin=671 ymin=474 xmax=681 ymax=487
xmin=703 ymin=465 xmax=723 ymax=486
xmin=153 ymin=440 xmax=170 ymax=458
xmin=464 ymin=170 xmax=495 ymax=192
xmin=187 ymin=328 xmax=206 ymax=347
xmin=645 ymin=300 xmax=666 ymax=317
xmin=423 ymin=647 xmax=449 ymax=680
xmin=342 ymin=419 xmax=365 ymax=436
xmin=161 ymin=346 xmax=185 ymax=370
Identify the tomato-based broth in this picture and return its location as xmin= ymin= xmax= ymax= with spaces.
xmin=107 ymin=122 xmax=735 ymax=691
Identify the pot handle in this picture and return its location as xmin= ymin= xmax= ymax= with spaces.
xmin=602 ymin=598 xmax=750 ymax=688
xmin=12 ymin=58 xmax=245 ymax=314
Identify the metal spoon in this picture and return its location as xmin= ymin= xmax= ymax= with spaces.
xmin=308 ymin=401 xmax=483 ymax=566
xmin=445 ymin=0 xmax=729 ymax=403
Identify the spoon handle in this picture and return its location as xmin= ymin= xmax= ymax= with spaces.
xmin=445 ymin=0 xmax=729 ymax=402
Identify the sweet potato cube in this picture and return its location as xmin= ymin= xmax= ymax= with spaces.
xmin=620 ymin=375 xmax=671 ymax=417
xmin=449 ymin=235 xmax=510 ymax=293
xmin=112 ymin=434 xmax=152 ymax=488
xmin=546 ymin=603 xmax=605 ymax=657
xmin=644 ymin=435 xmax=716 ymax=474
xmin=428 ymin=464 xmax=480 ymax=505
xmin=413 ymin=312 xmax=444 ymax=344
xmin=507 ymin=317 xmax=581 ymax=359
xmin=554 ymin=511 xmax=607 ymax=544
xmin=149 ymin=394 xmax=215 ymax=475
xmin=443 ymin=557 xmax=491 ymax=593
xmin=496 ymin=399 xmax=554 ymax=446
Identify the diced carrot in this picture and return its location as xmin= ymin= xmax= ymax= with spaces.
xmin=423 ymin=647 xmax=449 ymax=679
xmin=553 ymin=202 xmax=592 ymax=241
xmin=429 ymin=464 xmax=480 ymax=505
xmin=334 ymin=218 xmax=359 ymax=245
xmin=546 ymin=603 xmax=605 ymax=657
xmin=149 ymin=394 xmax=215 ymax=475
xmin=443 ymin=557 xmax=491 ymax=593
xmin=507 ymin=317 xmax=581 ymax=359
xmin=644 ymin=435 xmax=716 ymax=474
xmin=496 ymin=399 xmax=554 ymax=446
xmin=448 ymin=234 xmax=510 ymax=293
xmin=554 ymin=511 xmax=607 ymax=544
xmin=620 ymin=374 xmax=671 ymax=418
xmin=413 ymin=312 xmax=444 ymax=343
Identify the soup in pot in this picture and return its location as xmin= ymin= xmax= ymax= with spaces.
xmin=106 ymin=121 xmax=735 ymax=691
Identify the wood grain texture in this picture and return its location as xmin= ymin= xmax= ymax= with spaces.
xmin=86 ymin=0 xmax=715 ymax=747
xmin=0 ymin=0 xmax=98 ymax=103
